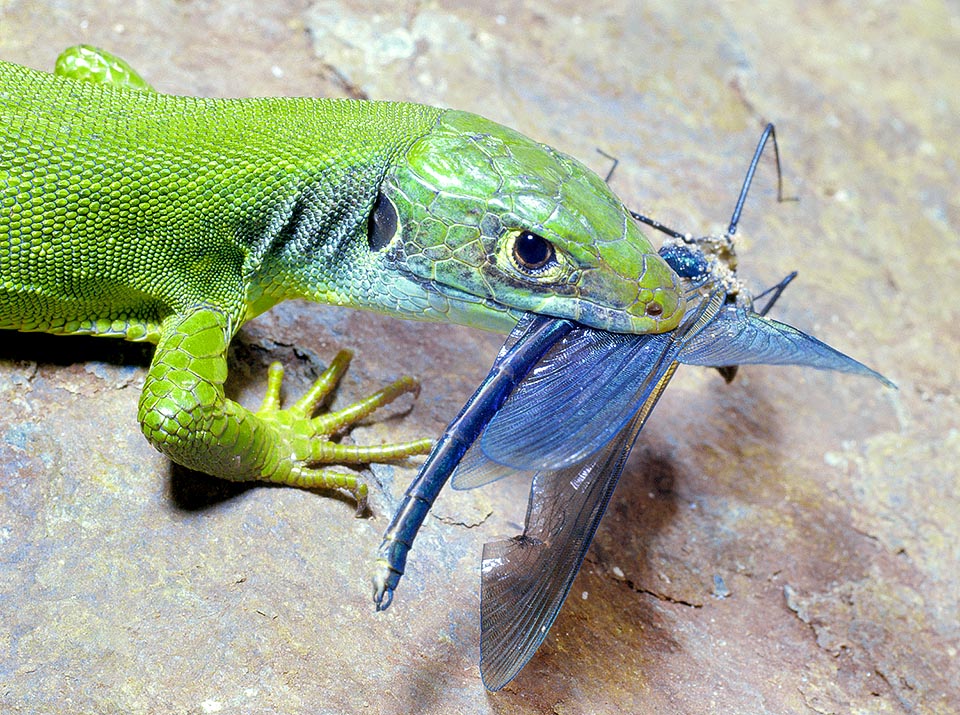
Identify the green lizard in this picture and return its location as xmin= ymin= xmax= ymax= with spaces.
xmin=0 ymin=45 xmax=685 ymax=513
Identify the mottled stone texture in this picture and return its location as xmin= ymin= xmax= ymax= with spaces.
xmin=0 ymin=1 xmax=955 ymax=713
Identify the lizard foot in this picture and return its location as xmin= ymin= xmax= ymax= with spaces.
xmin=255 ymin=351 xmax=434 ymax=515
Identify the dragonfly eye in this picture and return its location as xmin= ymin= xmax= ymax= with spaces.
xmin=512 ymin=230 xmax=556 ymax=273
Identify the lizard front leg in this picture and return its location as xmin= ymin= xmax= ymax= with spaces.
xmin=137 ymin=307 xmax=432 ymax=514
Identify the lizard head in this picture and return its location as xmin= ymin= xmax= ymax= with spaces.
xmin=371 ymin=110 xmax=684 ymax=334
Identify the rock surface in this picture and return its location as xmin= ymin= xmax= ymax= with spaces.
xmin=0 ymin=1 xmax=956 ymax=713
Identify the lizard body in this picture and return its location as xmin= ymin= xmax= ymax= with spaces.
xmin=0 ymin=47 xmax=684 ymax=510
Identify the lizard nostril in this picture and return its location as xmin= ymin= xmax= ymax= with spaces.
xmin=645 ymin=302 xmax=663 ymax=317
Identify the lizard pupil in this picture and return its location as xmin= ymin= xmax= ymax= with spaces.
xmin=368 ymin=191 xmax=398 ymax=251
xmin=513 ymin=231 xmax=554 ymax=271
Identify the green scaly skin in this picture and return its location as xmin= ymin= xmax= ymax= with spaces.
xmin=0 ymin=46 xmax=685 ymax=513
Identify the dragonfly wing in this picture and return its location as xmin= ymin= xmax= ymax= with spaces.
xmin=479 ymin=293 xmax=724 ymax=472
xmin=478 ymin=417 xmax=637 ymax=690
xmin=451 ymin=438 xmax=534 ymax=490
xmin=678 ymin=305 xmax=894 ymax=386
xmin=478 ymin=328 xmax=677 ymax=471
xmin=478 ymin=363 xmax=679 ymax=690
xmin=454 ymin=330 xmax=675 ymax=487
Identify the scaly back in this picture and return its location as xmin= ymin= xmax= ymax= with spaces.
xmin=0 ymin=59 xmax=442 ymax=336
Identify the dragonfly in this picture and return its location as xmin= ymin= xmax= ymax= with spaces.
xmin=373 ymin=125 xmax=893 ymax=690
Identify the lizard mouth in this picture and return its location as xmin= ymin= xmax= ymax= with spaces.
xmin=401 ymin=265 xmax=677 ymax=336
xmin=396 ymin=265 xmax=524 ymax=333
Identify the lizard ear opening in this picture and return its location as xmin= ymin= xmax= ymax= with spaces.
xmin=367 ymin=191 xmax=398 ymax=252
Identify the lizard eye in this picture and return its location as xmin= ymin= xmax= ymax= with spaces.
xmin=512 ymin=230 xmax=556 ymax=273
xmin=368 ymin=191 xmax=398 ymax=251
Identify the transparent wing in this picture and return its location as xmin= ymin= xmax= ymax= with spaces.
xmin=478 ymin=365 xmax=678 ymax=691
xmin=478 ymin=294 xmax=722 ymax=473
xmin=450 ymin=438 xmax=532 ymax=490
xmin=678 ymin=304 xmax=894 ymax=387
xmin=467 ymin=327 xmax=675 ymax=475
xmin=451 ymin=327 xmax=653 ymax=488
